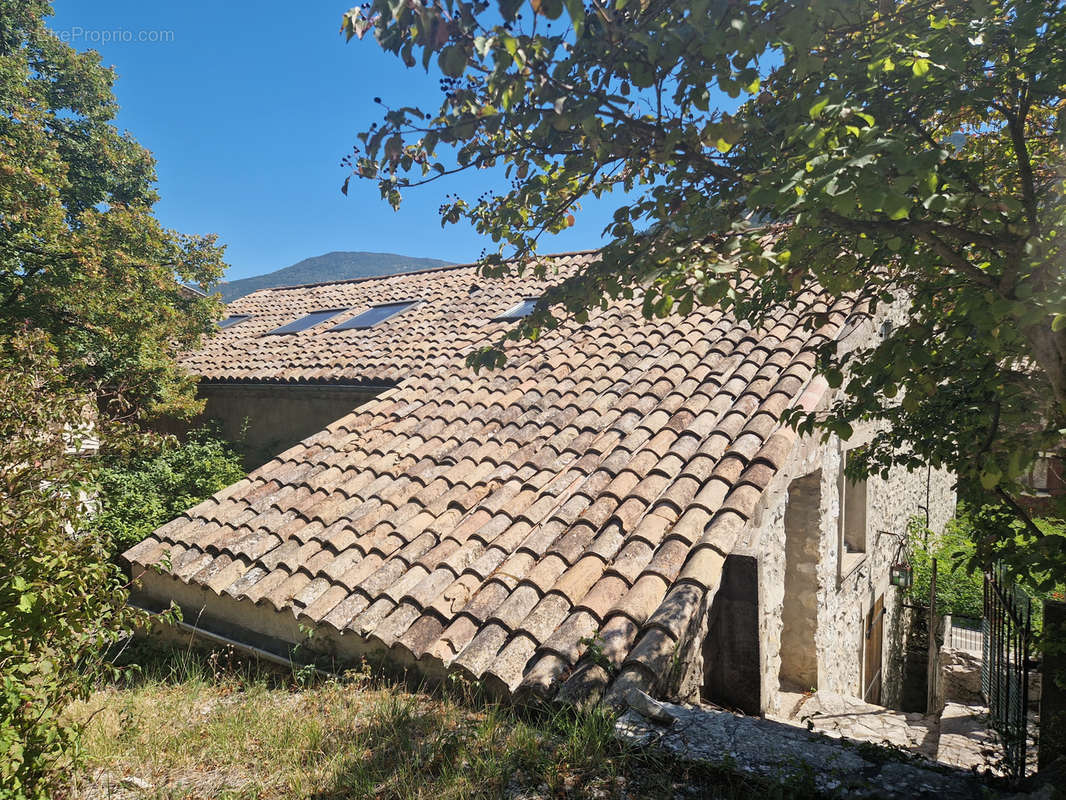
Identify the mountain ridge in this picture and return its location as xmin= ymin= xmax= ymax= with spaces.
xmin=217 ymin=251 xmax=452 ymax=302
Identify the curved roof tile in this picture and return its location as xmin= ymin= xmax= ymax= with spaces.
xmin=127 ymin=250 xmax=852 ymax=703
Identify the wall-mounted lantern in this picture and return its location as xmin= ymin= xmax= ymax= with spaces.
xmin=890 ymin=562 xmax=913 ymax=589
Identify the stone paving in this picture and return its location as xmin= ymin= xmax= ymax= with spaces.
xmin=772 ymin=691 xmax=944 ymax=761
xmin=774 ymin=691 xmax=1013 ymax=772
xmin=614 ymin=691 xmax=988 ymax=799
xmin=936 ymin=702 xmax=1002 ymax=770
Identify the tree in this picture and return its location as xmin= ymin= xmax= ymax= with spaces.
xmin=0 ymin=0 xmax=226 ymax=423
xmin=0 ymin=332 xmax=137 ymax=799
xmin=344 ymin=0 xmax=1065 ymax=586
xmin=0 ymin=3 xmax=225 ymax=791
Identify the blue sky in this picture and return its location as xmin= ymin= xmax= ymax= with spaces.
xmin=48 ymin=3 xmax=734 ymax=282
xmin=46 ymin=1 xmax=621 ymax=280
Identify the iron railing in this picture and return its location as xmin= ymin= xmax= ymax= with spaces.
xmin=982 ymin=565 xmax=1033 ymax=780
xmin=948 ymin=615 xmax=984 ymax=653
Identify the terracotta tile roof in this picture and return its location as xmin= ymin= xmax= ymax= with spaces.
xmin=129 ymin=251 xmax=853 ymax=703
xmin=188 ymin=253 xmax=596 ymax=384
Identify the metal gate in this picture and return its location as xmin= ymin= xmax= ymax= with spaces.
xmin=982 ymin=564 xmax=1033 ymax=780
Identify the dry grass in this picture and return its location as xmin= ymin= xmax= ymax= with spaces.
xmin=64 ymin=641 xmax=772 ymax=800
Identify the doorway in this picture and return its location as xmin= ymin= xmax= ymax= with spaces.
xmin=863 ymin=594 xmax=885 ymax=704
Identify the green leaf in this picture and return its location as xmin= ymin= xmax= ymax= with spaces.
xmin=563 ymin=0 xmax=585 ymax=34
xmin=438 ymin=45 xmax=467 ymax=78
xmin=629 ymin=62 xmax=654 ymax=88
xmin=980 ymin=465 xmax=1002 ymax=490
xmin=883 ymin=193 xmax=911 ymax=220
xmin=808 ymin=97 xmax=829 ymax=119
xmin=530 ymin=0 xmax=564 ymax=19
xmin=499 ymin=0 xmax=524 ymax=19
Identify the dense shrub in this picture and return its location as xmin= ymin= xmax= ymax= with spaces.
xmin=907 ymin=513 xmax=985 ymax=619
xmin=93 ymin=427 xmax=246 ymax=556
xmin=908 ymin=509 xmax=1065 ymax=627
xmin=0 ymin=334 xmax=137 ymax=799
xmin=0 ymin=338 xmax=238 ymax=797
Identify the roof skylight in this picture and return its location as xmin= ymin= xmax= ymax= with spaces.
xmin=495 ymin=298 xmax=539 ymax=321
xmin=266 ymin=308 xmax=347 ymax=335
xmin=329 ymin=301 xmax=418 ymax=331
xmin=218 ymin=314 xmax=252 ymax=329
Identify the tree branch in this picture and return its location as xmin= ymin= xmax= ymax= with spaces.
xmin=995 ymin=487 xmax=1047 ymax=544
xmin=1005 ymin=84 xmax=1038 ymax=235
xmin=819 ymin=212 xmax=998 ymax=289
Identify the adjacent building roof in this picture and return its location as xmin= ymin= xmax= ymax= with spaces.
xmin=186 ymin=254 xmax=592 ymax=385
xmin=127 ymin=252 xmax=852 ymax=704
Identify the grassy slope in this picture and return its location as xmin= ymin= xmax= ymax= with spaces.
xmin=67 ymin=642 xmax=778 ymax=800
xmin=217 ymin=252 xmax=452 ymax=303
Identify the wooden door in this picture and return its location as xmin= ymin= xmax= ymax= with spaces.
xmin=863 ymin=595 xmax=885 ymax=705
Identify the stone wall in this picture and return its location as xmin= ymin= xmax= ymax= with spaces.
xmin=157 ymin=383 xmax=384 ymax=466
xmin=940 ymin=645 xmax=983 ymax=706
xmin=814 ymin=440 xmax=955 ymax=707
xmin=706 ymin=302 xmax=958 ymax=715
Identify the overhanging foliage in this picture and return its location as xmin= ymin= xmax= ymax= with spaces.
xmin=345 ymin=0 xmax=1066 ymax=584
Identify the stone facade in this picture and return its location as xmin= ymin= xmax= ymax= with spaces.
xmin=701 ymin=306 xmax=958 ymax=716
xmin=710 ymin=428 xmax=957 ymax=715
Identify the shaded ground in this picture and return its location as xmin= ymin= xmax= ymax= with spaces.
xmin=772 ymin=691 xmax=1004 ymax=771
xmin=617 ymin=695 xmax=996 ymax=800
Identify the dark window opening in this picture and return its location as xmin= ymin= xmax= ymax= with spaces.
xmin=330 ymin=301 xmax=419 ymax=331
xmin=266 ymin=308 xmax=347 ymax=335
xmin=841 ymin=448 xmax=868 ymax=556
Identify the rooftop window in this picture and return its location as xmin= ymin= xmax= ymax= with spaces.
xmin=266 ymin=308 xmax=347 ymax=335
xmin=329 ymin=301 xmax=418 ymax=331
xmin=218 ymin=314 xmax=252 ymax=329
xmin=495 ymin=297 xmax=539 ymax=321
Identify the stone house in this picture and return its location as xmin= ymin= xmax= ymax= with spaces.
xmin=126 ymin=251 xmax=955 ymax=715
